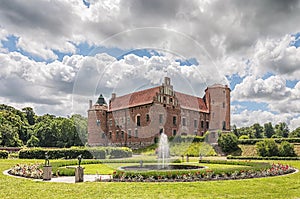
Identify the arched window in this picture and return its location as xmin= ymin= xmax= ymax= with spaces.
xmin=136 ymin=114 xmax=141 ymax=126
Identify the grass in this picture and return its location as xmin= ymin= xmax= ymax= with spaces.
xmin=1 ymin=158 xmax=300 ymax=199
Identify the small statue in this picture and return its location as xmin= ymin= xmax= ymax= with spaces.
xmin=78 ymin=154 xmax=82 ymax=167
xmin=44 ymin=152 xmax=50 ymax=166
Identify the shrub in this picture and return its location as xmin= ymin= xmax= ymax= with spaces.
xmin=0 ymin=150 xmax=8 ymax=159
xmin=256 ymin=139 xmax=279 ymax=157
xmin=18 ymin=147 xmax=132 ymax=159
xmin=239 ymin=138 xmax=300 ymax=145
xmin=239 ymin=135 xmax=249 ymax=139
xmin=279 ymin=141 xmax=296 ymax=157
xmin=218 ymin=133 xmax=240 ymax=154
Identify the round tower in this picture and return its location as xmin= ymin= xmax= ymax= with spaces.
xmin=205 ymin=84 xmax=230 ymax=132
xmin=87 ymin=94 xmax=108 ymax=146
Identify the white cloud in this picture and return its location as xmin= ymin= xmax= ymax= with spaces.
xmin=232 ymin=109 xmax=294 ymax=128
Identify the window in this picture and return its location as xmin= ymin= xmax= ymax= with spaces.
xmin=170 ymin=98 xmax=173 ymax=103
xmin=146 ymin=114 xmax=150 ymax=122
xmin=121 ymin=131 xmax=124 ymax=139
xmin=136 ymin=115 xmax=141 ymax=126
xmin=127 ymin=117 xmax=130 ymax=123
xmin=173 ymin=129 xmax=177 ymax=136
xmin=194 ymin=131 xmax=197 ymax=135
xmin=109 ymin=119 xmax=112 ymax=126
xmin=159 ymin=114 xmax=163 ymax=124
xmin=159 ymin=128 xmax=163 ymax=134
xmin=115 ymin=118 xmax=119 ymax=126
xmin=128 ymin=130 xmax=132 ymax=138
xmin=194 ymin=119 xmax=197 ymax=128
xmin=182 ymin=118 xmax=186 ymax=126
xmin=116 ymin=131 xmax=119 ymax=139
xmin=212 ymin=100 xmax=215 ymax=104
xmin=173 ymin=116 xmax=177 ymax=125
xmin=201 ymin=121 xmax=204 ymax=128
xmin=223 ymin=102 xmax=225 ymax=108
xmin=96 ymin=119 xmax=100 ymax=126
xmin=135 ymin=129 xmax=138 ymax=138
xmin=206 ymin=121 xmax=209 ymax=129
xmin=109 ymin=132 xmax=112 ymax=139
xmin=101 ymin=133 xmax=105 ymax=139
xmin=223 ymin=121 xmax=226 ymax=130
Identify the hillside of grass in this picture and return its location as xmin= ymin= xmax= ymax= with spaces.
xmin=134 ymin=142 xmax=216 ymax=157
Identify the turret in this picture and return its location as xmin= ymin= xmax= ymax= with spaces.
xmin=205 ymin=84 xmax=230 ymax=131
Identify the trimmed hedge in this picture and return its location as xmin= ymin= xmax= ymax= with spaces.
xmin=227 ymin=156 xmax=300 ymax=160
xmin=238 ymin=138 xmax=300 ymax=145
xmin=169 ymin=135 xmax=205 ymax=143
xmin=18 ymin=147 xmax=132 ymax=159
xmin=0 ymin=150 xmax=8 ymax=159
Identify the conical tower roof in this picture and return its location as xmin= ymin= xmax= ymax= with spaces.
xmin=96 ymin=94 xmax=107 ymax=105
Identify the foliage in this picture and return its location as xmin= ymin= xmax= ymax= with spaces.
xmin=238 ymin=137 xmax=300 ymax=145
xmin=227 ymin=156 xmax=300 ymax=160
xmin=18 ymin=147 xmax=132 ymax=159
xmin=275 ymin=122 xmax=290 ymax=138
xmin=239 ymin=135 xmax=249 ymax=139
xmin=264 ymin=122 xmax=275 ymax=138
xmin=0 ymin=150 xmax=8 ymax=159
xmin=256 ymin=139 xmax=279 ymax=157
xmin=289 ymin=127 xmax=300 ymax=138
xmin=218 ymin=133 xmax=240 ymax=154
xmin=0 ymin=103 xmax=88 ymax=148
xmin=278 ymin=141 xmax=297 ymax=157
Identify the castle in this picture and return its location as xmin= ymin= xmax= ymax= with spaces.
xmin=88 ymin=77 xmax=230 ymax=148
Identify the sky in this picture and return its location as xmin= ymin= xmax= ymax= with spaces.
xmin=0 ymin=0 xmax=300 ymax=130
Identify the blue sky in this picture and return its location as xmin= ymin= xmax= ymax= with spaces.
xmin=0 ymin=0 xmax=300 ymax=130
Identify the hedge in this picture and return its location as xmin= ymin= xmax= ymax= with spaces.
xmin=227 ymin=156 xmax=300 ymax=160
xmin=238 ymin=138 xmax=300 ymax=145
xmin=0 ymin=150 xmax=8 ymax=159
xmin=169 ymin=135 xmax=205 ymax=143
xmin=18 ymin=147 xmax=132 ymax=159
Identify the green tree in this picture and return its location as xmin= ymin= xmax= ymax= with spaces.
xmin=22 ymin=107 xmax=36 ymax=125
xmin=0 ymin=124 xmax=22 ymax=147
xmin=264 ymin=122 xmax=275 ymax=138
xmin=278 ymin=141 xmax=296 ymax=157
xmin=26 ymin=135 xmax=40 ymax=147
xmin=252 ymin=123 xmax=263 ymax=138
xmin=275 ymin=122 xmax=289 ymax=138
xmin=218 ymin=133 xmax=240 ymax=154
xmin=256 ymin=139 xmax=279 ymax=157
xmin=289 ymin=127 xmax=300 ymax=138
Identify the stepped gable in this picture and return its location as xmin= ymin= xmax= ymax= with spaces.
xmin=175 ymin=91 xmax=208 ymax=112
xmin=109 ymin=86 xmax=160 ymax=111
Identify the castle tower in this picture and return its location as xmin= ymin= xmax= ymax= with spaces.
xmin=87 ymin=94 xmax=108 ymax=146
xmin=205 ymin=84 xmax=230 ymax=132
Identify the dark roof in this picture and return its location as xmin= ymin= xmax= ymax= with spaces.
xmin=96 ymin=94 xmax=107 ymax=105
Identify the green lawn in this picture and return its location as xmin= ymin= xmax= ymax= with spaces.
xmin=0 ymin=158 xmax=300 ymax=199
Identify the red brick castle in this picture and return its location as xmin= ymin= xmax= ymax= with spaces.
xmin=88 ymin=77 xmax=230 ymax=147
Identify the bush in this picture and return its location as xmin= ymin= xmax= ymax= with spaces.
xmin=18 ymin=147 xmax=132 ymax=159
xmin=238 ymin=138 xmax=300 ymax=145
xmin=218 ymin=133 xmax=240 ymax=154
xmin=0 ymin=150 xmax=8 ymax=159
xmin=279 ymin=141 xmax=296 ymax=157
xmin=239 ymin=135 xmax=249 ymax=139
xmin=227 ymin=156 xmax=300 ymax=160
xmin=256 ymin=139 xmax=279 ymax=157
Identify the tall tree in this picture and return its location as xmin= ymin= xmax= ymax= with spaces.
xmin=264 ymin=122 xmax=275 ymax=138
xmin=275 ymin=122 xmax=289 ymax=138
xmin=252 ymin=123 xmax=263 ymax=138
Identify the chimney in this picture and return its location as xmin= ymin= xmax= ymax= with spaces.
xmin=111 ymin=93 xmax=116 ymax=101
xmin=89 ymin=100 xmax=92 ymax=109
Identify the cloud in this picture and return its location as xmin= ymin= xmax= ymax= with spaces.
xmin=231 ymin=109 xmax=294 ymax=128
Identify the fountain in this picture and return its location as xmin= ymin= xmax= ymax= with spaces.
xmin=157 ymin=132 xmax=170 ymax=168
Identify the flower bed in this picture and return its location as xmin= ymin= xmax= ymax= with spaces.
xmin=9 ymin=163 xmax=43 ymax=179
xmin=111 ymin=163 xmax=296 ymax=182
